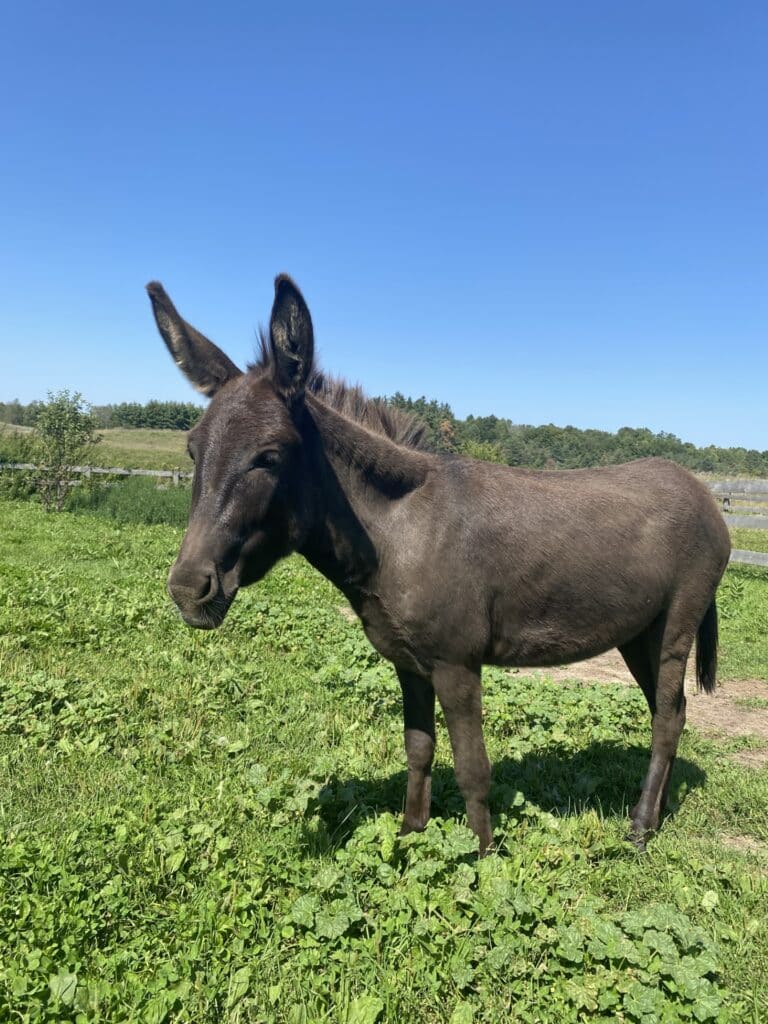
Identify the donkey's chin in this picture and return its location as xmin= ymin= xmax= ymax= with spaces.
xmin=176 ymin=593 xmax=236 ymax=630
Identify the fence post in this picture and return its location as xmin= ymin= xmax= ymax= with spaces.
xmin=172 ymin=468 xmax=180 ymax=487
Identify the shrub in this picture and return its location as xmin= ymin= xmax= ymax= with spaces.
xmin=0 ymin=424 xmax=37 ymax=499
xmin=32 ymin=390 xmax=102 ymax=511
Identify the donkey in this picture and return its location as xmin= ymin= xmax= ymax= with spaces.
xmin=147 ymin=275 xmax=731 ymax=853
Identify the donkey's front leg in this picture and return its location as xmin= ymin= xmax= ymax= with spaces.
xmin=397 ymin=668 xmax=435 ymax=835
xmin=433 ymin=663 xmax=493 ymax=855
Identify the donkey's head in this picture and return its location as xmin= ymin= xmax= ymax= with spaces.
xmin=147 ymin=275 xmax=315 ymax=628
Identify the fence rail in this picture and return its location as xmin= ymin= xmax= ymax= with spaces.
xmin=2 ymin=463 xmax=767 ymax=566
xmin=730 ymin=549 xmax=768 ymax=567
xmin=1 ymin=462 xmax=193 ymax=484
xmin=710 ymin=479 xmax=768 ymax=495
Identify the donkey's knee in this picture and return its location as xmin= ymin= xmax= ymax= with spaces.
xmin=405 ymin=728 xmax=435 ymax=774
xmin=454 ymin=748 xmax=491 ymax=804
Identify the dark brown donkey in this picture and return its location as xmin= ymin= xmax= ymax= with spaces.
xmin=147 ymin=275 xmax=731 ymax=853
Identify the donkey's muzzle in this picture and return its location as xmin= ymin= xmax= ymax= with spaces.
xmin=167 ymin=560 xmax=230 ymax=629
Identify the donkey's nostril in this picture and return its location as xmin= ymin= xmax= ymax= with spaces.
xmin=194 ymin=573 xmax=217 ymax=603
xmin=168 ymin=562 xmax=219 ymax=605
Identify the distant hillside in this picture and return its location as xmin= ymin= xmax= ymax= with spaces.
xmin=2 ymin=394 xmax=766 ymax=476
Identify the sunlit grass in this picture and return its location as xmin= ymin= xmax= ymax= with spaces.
xmin=0 ymin=499 xmax=766 ymax=1022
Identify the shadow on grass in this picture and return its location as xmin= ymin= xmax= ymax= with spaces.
xmin=311 ymin=740 xmax=707 ymax=850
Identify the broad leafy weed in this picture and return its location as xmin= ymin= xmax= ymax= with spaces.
xmin=0 ymin=500 xmax=766 ymax=1022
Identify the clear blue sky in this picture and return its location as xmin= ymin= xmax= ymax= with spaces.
xmin=1 ymin=1 xmax=766 ymax=448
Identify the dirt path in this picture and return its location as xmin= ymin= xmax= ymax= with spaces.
xmin=518 ymin=649 xmax=768 ymax=765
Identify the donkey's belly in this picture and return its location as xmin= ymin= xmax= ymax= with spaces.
xmin=489 ymin=630 xmax=633 ymax=669
xmin=486 ymin=586 xmax=662 ymax=669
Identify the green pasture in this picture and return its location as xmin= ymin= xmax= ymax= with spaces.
xmin=0 ymin=499 xmax=767 ymax=1023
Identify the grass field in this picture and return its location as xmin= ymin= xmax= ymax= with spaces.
xmin=0 ymin=422 xmax=190 ymax=471
xmin=1 ymin=499 xmax=767 ymax=1023
xmin=93 ymin=428 xmax=191 ymax=471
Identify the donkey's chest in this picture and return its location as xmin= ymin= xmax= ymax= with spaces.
xmin=355 ymin=592 xmax=430 ymax=675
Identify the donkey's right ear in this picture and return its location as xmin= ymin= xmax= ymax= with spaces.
xmin=269 ymin=275 xmax=315 ymax=404
xmin=146 ymin=282 xmax=242 ymax=398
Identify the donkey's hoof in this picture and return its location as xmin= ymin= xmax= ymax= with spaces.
xmin=626 ymin=822 xmax=653 ymax=851
xmin=399 ymin=821 xmax=426 ymax=837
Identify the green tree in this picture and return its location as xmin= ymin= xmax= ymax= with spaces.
xmin=33 ymin=390 xmax=102 ymax=511
xmin=459 ymin=439 xmax=506 ymax=463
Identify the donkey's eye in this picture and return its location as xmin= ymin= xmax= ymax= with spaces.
xmin=248 ymin=449 xmax=281 ymax=472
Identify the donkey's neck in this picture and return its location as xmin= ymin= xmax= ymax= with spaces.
xmin=307 ymin=395 xmax=430 ymax=496
xmin=299 ymin=395 xmax=431 ymax=596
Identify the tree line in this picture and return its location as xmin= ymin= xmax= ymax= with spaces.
xmin=2 ymin=394 xmax=767 ymax=476
xmin=0 ymin=398 xmax=203 ymax=431
xmin=385 ymin=393 xmax=768 ymax=477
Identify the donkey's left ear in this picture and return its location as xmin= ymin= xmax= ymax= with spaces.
xmin=147 ymin=281 xmax=242 ymax=397
xmin=269 ymin=275 xmax=315 ymax=403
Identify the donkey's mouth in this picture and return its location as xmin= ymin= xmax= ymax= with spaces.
xmin=175 ymin=590 xmax=236 ymax=630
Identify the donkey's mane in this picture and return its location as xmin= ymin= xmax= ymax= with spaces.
xmin=250 ymin=332 xmax=431 ymax=451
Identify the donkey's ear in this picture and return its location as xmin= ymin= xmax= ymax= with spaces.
xmin=269 ymin=275 xmax=315 ymax=403
xmin=146 ymin=282 xmax=242 ymax=398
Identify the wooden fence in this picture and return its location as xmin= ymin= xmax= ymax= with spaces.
xmin=2 ymin=464 xmax=767 ymax=566
xmin=1 ymin=462 xmax=193 ymax=485
xmin=709 ymin=478 xmax=768 ymax=567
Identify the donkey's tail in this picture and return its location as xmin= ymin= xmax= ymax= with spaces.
xmin=695 ymin=600 xmax=719 ymax=695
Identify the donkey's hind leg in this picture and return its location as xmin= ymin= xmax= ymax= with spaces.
xmin=619 ymin=630 xmax=658 ymax=714
xmin=622 ymin=617 xmax=691 ymax=848
xmin=397 ymin=669 xmax=436 ymax=836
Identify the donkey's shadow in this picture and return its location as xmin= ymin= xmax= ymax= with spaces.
xmin=312 ymin=740 xmax=707 ymax=851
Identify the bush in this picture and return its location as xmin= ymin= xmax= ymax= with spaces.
xmin=0 ymin=424 xmax=37 ymax=499
xmin=459 ymin=439 xmax=506 ymax=463
xmin=32 ymin=390 xmax=101 ymax=511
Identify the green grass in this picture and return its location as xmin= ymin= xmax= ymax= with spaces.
xmin=0 ymin=499 xmax=767 ymax=1022
xmin=66 ymin=474 xmax=192 ymax=527
xmin=717 ymin=564 xmax=768 ymax=680
xmin=733 ymin=697 xmax=768 ymax=712
xmin=730 ymin=528 xmax=768 ymax=555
